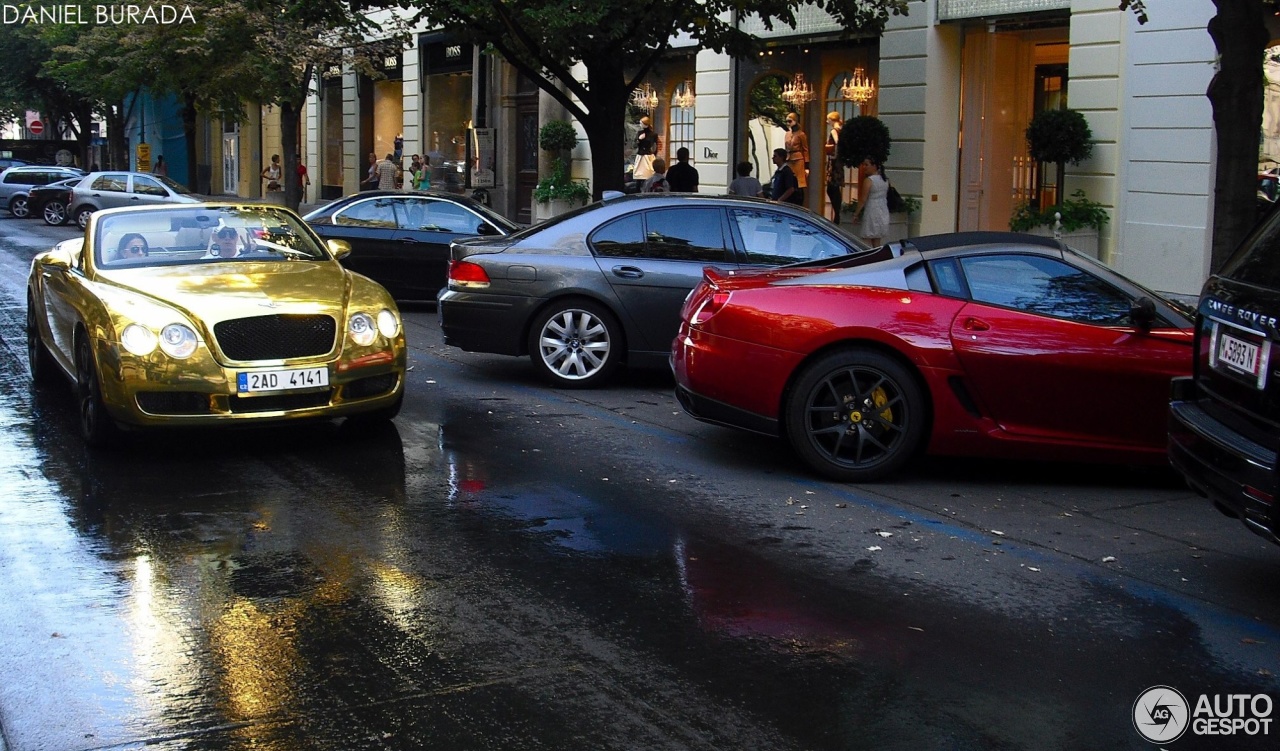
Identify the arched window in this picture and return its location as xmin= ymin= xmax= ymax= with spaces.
xmin=668 ymin=91 xmax=695 ymax=161
xmin=825 ymin=75 xmax=858 ymax=124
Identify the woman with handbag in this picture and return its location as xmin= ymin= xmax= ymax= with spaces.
xmin=852 ymin=157 xmax=891 ymax=246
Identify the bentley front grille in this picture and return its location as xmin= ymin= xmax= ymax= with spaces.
xmin=213 ymin=314 xmax=337 ymax=361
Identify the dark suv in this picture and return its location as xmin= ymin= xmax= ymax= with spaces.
xmin=1169 ymin=212 xmax=1280 ymax=545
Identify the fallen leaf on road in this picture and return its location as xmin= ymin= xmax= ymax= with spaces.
xmin=991 ymin=530 xmax=1005 ymax=536
xmin=876 ymin=531 xmax=893 ymax=538
xmin=1102 ymin=556 xmax=1117 ymax=563
xmin=867 ymin=546 xmax=882 ymax=552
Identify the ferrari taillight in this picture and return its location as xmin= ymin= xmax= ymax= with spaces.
xmin=690 ymin=291 xmax=730 ymax=326
xmin=448 ymin=259 xmax=491 ymax=288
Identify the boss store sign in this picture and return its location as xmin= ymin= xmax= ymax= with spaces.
xmin=420 ymin=35 xmax=473 ymax=75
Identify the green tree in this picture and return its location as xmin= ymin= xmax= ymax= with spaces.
xmin=39 ymin=1 xmax=408 ymax=207
xmin=0 ymin=18 xmax=97 ymax=166
xmin=406 ymin=0 xmax=909 ymax=198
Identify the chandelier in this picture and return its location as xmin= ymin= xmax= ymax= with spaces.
xmin=631 ymin=83 xmax=659 ymax=111
xmin=780 ymin=72 xmax=814 ymax=106
xmin=840 ymin=68 xmax=876 ymax=104
xmin=673 ymin=80 xmax=696 ymax=109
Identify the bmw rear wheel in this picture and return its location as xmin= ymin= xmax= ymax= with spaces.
xmin=784 ymin=348 xmax=926 ymax=482
xmin=528 ymin=300 xmax=621 ymax=388
xmin=43 ymin=200 xmax=67 ymax=225
xmin=9 ymin=195 xmax=30 ymax=218
xmin=76 ymin=206 xmax=94 ymax=230
xmin=76 ymin=336 xmax=120 ymax=447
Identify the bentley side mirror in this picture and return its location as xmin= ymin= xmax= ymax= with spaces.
xmin=326 ymin=238 xmax=352 ymax=260
xmin=1130 ymin=296 xmax=1157 ymax=329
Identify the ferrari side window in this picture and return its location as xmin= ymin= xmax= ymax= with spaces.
xmin=927 ymin=258 xmax=968 ymax=298
xmin=959 ymin=254 xmax=1132 ymax=325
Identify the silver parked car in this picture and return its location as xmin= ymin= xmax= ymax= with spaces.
xmin=438 ymin=194 xmax=869 ymax=388
xmin=68 ymin=171 xmax=202 ymax=229
xmin=0 ymin=165 xmax=85 ymax=218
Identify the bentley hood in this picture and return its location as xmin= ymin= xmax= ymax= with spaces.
xmin=95 ymin=261 xmax=360 ymax=328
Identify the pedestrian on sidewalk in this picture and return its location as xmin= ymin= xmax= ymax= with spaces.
xmin=376 ymin=153 xmax=400 ymax=191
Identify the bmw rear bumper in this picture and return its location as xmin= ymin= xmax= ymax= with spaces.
xmin=437 ymin=288 xmax=528 ymax=355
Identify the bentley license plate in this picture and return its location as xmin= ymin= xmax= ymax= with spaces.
xmin=237 ymin=367 xmax=328 ymax=394
xmin=1216 ymin=332 xmax=1261 ymax=377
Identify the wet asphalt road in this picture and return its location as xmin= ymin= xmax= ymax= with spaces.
xmin=1 ymin=216 xmax=1279 ymax=750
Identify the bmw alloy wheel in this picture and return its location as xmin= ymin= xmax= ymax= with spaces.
xmin=528 ymin=301 xmax=621 ymax=388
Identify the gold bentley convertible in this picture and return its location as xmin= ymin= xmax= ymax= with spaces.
xmin=26 ymin=203 xmax=408 ymax=446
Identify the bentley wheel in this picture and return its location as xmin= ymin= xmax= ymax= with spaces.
xmin=9 ymin=195 xmax=30 ymax=218
xmin=26 ymin=300 xmax=57 ymax=387
xmin=76 ymin=206 xmax=94 ymax=230
xmin=527 ymin=300 xmax=621 ymax=388
xmin=43 ymin=200 xmax=67 ymax=226
xmin=76 ymin=336 xmax=120 ymax=448
xmin=784 ymin=349 xmax=926 ymax=482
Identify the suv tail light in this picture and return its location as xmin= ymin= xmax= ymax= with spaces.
xmin=448 ymin=259 xmax=491 ymax=288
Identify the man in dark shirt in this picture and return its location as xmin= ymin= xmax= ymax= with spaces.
xmin=770 ymin=148 xmax=800 ymax=204
xmin=666 ymin=147 xmax=699 ymax=193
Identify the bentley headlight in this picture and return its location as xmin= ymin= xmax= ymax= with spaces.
xmin=376 ymin=308 xmax=399 ymax=339
xmin=349 ymin=312 xmax=377 ymax=346
xmin=120 ymin=324 xmax=158 ymax=356
xmin=158 ymin=323 xmax=198 ymax=359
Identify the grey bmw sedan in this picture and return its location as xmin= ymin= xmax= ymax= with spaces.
xmin=438 ymin=193 xmax=868 ymax=388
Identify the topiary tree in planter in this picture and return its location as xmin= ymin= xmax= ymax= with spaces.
xmin=1026 ymin=108 xmax=1093 ymax=209
xmin=836 ymin=115 xmax=892 ymax=170
xmin=535 ymin=120 xmax=589 ymax=216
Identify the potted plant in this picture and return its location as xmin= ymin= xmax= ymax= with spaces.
xmin=1010 ymin=189 xmax=1109 ymax=257
xmin=1025 ymin=108 xmax=1093 ymax=210
xmin=534 ymin=120 xmax=590 ymax=220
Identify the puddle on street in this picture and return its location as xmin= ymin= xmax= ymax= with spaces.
xmin=0 ymin=331 xmax=1276 ymax=750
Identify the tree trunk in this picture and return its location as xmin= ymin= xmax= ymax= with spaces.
xmin=1207 ymin=0 xmax=1269 ymax=272
xmin=106 ymin=102 xmax=128 ymax=170
xmin=280 ymin=99 xmax=302 ymax=211
xmin=181 ymin=93 xmax=201 ymax=193
xmin=583 ymin=58 xmax=629 ymax=199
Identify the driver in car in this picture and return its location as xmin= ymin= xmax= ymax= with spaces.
xmin=204 ymin=227 xmax=243 ymax=259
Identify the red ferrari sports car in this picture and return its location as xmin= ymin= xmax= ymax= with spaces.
xmin=672 ymin=232 xmax=1195 ymax=481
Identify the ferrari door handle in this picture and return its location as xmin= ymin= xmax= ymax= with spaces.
xmin=962 ymin=317 xmax=991 ymax=332
xmin=612 ymin=266 xmax=644 ymax=279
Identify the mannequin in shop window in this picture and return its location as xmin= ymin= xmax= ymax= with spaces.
xmin=633 ymin=116 xmax=657 ymax=181
xmin=784 ymin=112 xmax=809 ymax=205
